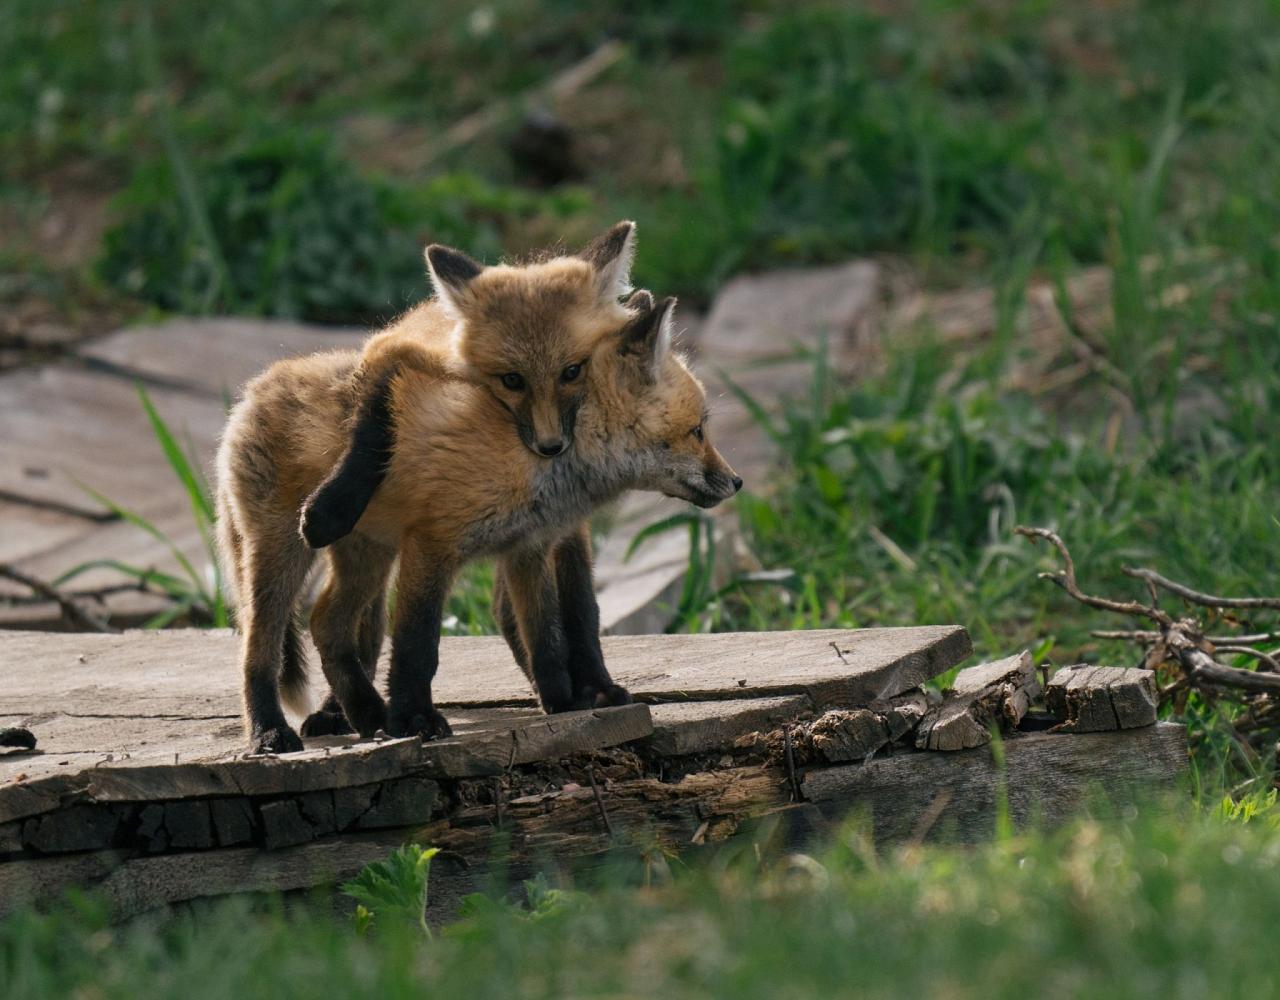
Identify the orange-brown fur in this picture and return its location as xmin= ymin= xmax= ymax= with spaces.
xmin=215 ymin=230 xmax=739 ymax=753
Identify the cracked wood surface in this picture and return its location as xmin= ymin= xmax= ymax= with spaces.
xmin=0 ymin=625 xmax=970 ymax=715
xmin=915 ymin=650 xmax=1040 ymax=751
xmin=804 ymin=721 xmax=1187 ymax=843
xmin=1045 ymin=664 xmax=1159 ymax=732
xmin=0 ymin=625 xmax=969 ymax=823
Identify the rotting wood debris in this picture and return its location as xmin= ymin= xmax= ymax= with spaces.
xmin=0 ymin=625 xmax=1187 ymax=919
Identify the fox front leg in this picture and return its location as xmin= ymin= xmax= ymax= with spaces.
xmin=554 ymin=523 xmax=632 ymax=709
xmin=384 ymin=535 xmax=455 ymax=740
xmin=299 ymin=366 xmax=397 ymax=549
xmin=498 ymin=545 xmax=576 ymax=713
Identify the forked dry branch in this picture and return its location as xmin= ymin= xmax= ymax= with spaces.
xmin=1016 ymin=525 xmax=1280 ymax=751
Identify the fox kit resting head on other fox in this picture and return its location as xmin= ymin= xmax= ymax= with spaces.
xmin=299 ymin=221 xmax=639 ymax=548
xmin=216 ymin=232 xmax=741 ymax=754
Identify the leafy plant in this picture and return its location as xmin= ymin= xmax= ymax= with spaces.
xmin=99 ymin=131 xmax=426 ymax=324
xmin=342 ymin=844 xmax=441 ymax=938
xmin=57 ymin=385 xmax=226 ymax=629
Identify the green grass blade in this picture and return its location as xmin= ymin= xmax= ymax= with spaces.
xmin=625 ymin=511 xmax=700 ymax=561
xmin=73 ymin=479 xmax=209 ymax=603
xmin=138 ymin=384 xmax=215 ymax=525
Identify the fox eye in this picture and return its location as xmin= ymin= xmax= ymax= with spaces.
xmin=501 ymin=372 xmax=525 ymax=391
xmin=691 ymin=424 xmax=704 ymax=442
xmin=561 ymin=362 xmax=583 ymax=384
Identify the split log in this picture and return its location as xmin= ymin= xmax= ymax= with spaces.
xmin=915 ymin=651 xmax=1039 ymax=751
xmin=804 ymin=722 xmax=1187 ymax=843
xmin=1045 ymin=665 xmax=1158 ymax=732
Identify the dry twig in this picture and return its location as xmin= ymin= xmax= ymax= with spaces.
xmin=0 ymin=562 xmax=117 ymax=633
xmin=1016 ymin=525 xmax=1280 ymax=721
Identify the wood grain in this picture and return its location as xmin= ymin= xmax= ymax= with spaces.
xmin=804 ymin=721 xmax=1187 ymax=843
xmin=1045 ymin=664 xmax=1159 ymax=732
xmin=0 ymin=625 xmax=972 ymax=716
xmin=915 ymin=651 xmax=1039 ymax=751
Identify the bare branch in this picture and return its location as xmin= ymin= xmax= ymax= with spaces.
xmin=1121 ymin=567 xmax=1280 ymax=611
xmin=0 ymin=563 xmax=117 ymax=633
xmin=1091 ymin=629 xmax=1162 ymax=642
xmin=1213 ymin=645 xmax=1280 ymax=673
xmin=1014 ymin=526 xmax=1170 ymax=625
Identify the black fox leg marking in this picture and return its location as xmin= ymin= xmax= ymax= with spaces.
xmin=492 ymin=570 xmax=531 ymax=678
xmin=500 ymin=546 xmax=574 ymax=713
xmin=385 ymin=540 xmax=454 ymax=740
xmin=306 ymin=535 xmax=393 ymax=738
xmin=241 ymin=535 xmax=314 ymax=754
xmin=299 ymin=367 xmax=397 ymax=549
xmin=555 ymin=523 xmax=632 ymax=708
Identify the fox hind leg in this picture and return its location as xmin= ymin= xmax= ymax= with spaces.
xmin=302 ymin=578 xmax=389 ymax=737
xmin=239 ymin=532 xmax=315 ymax=754
xmin=306 ymin=534 xmax=394 ymax=738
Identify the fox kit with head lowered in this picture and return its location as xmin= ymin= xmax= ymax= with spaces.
xmin=216 ymin=234 xmax=741 ymax=754
xmin=299 ymin=221 xmax=639 ymax=549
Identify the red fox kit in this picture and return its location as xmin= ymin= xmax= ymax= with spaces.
xmin=300 ymin=222 xmax=638 ymax=548
xmin=216 ymin=248 xmax=740 ymax=754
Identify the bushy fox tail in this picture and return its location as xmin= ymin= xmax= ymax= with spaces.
xmin=279 ymin=613 xmax=311 ymax=715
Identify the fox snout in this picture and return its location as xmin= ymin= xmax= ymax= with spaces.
xmin=679 ymin=449 xmax=742 ymax=508
xmin=516 ymin=394 xmax=579 ymax=459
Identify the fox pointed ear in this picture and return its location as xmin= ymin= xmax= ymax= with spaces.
xmin=623 ymin=288 xmax=654 ymax=313
xmin=425 ymin=244 xmax=484 ymax=319
xmin=579 ymin=220 xmax=636 ymax=303
xmin=619 ymin=295 xmax=675 ymax=379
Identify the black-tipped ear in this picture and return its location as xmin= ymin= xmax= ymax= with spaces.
xmin=624 ymin=288 xmax=654 ymax=313
xmin=620 ymin=295 xmax=675 ymax=378
xmin=579 ymin=220 xmax=636 ymax=302
xmin=425 ymin=244 xmax=484 ymax=317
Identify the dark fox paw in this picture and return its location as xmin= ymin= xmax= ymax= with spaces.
xmin=251 ymin=726 xmax=305 ymax=755
xmin=571 ymin=684 xmax=634 ymax=710
xmin=387 ymin=708 xmax=452 ymax=741
xmin=300 ymin=710 xmax=353 ymax=737
xmin=0 ymin=726 xmax=37 ymax=751
xmin=299 ymin=491 xmax=360 ymax=549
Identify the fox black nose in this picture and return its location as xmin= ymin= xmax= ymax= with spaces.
xmin=731 ymin=476 xmax=744 ymax=492
xmin=536 ymin=439 xmax=565 ymax=457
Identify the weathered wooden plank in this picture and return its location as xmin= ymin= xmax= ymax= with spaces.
xmin=0 ymin=736 xmax=427 ymax=826
xmin=77 ymin=318 xmax=365 ymax=399
xmin=803 ymin=721 xmax=1187 ymax=843
xmin=417 ymin=704 xmax=653 ymax=777
xmin=1045 ymin=665 xmax=1159 ymax=732
xmin=645 ymin=696 xmax=810 ymax=757
xmin=0 ymin=830 xmax=412 ymax=920
xmin=0 ymin=625 xmax=972 ymax=716
xmin=0 ymin=365 xmax=227 ymax=517
xmin=0 ymin=709 xmax=652 ymax=824
xmin=915 ymin=651 xmax=1039 ymax=751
